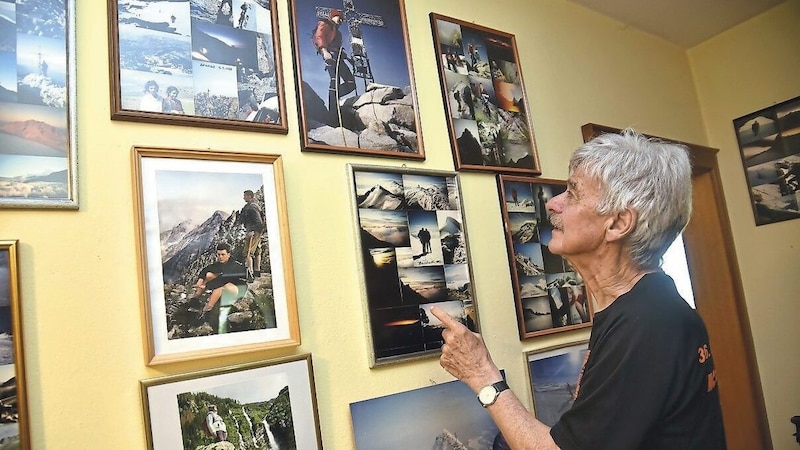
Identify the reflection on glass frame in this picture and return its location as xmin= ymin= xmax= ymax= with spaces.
xmin=141 ymin=353 xmax=322 ymax=450
xmin=429 ymin=13 xmax=540 ymax=175
xmin=348 ymin=164 xmax=478 ymax=367
xmin=0 ymin=241 xmax=30 ymax=449
xmin=287 ymin=0 xmax=425 ymax=159
xmin=350 ymin=372 xmax=504 ymax=448
xmin=108 ymin=0 xmax=288 ymax=133
xmin=133 ymin=147 xmax=300 ymax=365
xmin=732 ymin=95 xmax=800 ymax=226
xmin=0 ymin=0 xmax=78 ymax=209
xmin=497 ymin=175 xmax=593 ymax=339
xmin=525 ymin=341 xmax=589 ymax=427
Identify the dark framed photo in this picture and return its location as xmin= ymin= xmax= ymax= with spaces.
xmin=348 ymin=164 xmax=478 ymax=367
xmin=350 ymin=373 xmax=504 ymax=448
xmin=525 ymin=341 xmax=589 ymax=427
xmin=0 ymin=0 xmax=79 ymax=209
xmin=430 ymin=14 xmax=540 ymax=175
xmin=497 ymin=175 xmax=593 ymax=339
xmin=732 ymin=95 xmax=800 ymax=225
xmin=287 ymin=0 xmax=424 ymax=159
xmin=132 ymin=147 xmax=300 ymax=365
xmin=108 ymin=0 xmax=288 ymax=133
xmin=0 ymin=241 xmax=30 ymax=449
xmin=141 ymin=353 xmax=322 ymax=450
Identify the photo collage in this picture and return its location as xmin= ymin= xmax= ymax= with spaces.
xmin=352 ymin=168 xmax=477 ymax=363
xmin=498 ymin=176 xmax=592 ymax=338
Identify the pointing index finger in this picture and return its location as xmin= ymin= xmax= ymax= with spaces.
xmin=430 ymin=306 xmax=459 ymax=329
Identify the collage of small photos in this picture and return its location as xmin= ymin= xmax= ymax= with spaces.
xmin=498 ymin=176 xmax=592 ymax=338
xmin=116 ymin=0 xmax=280 ymax=122
xmin=432 ymin=14 xmax=538 ymax=172
xmin=0 ymin=0 xmax=71 ymax=201
xmin=351 ymin=168 xmax=477 ymax=364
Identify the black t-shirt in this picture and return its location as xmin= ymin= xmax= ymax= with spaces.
xmin=200 ymin=259 xmax=247 ymax=290
xmin=550 ymin=271 xmax=726 ymax=450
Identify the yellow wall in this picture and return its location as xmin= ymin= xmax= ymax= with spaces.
xmin=0 ymin=0 xmax=796 ymax=448
xmin=688 ymin=1 xmax=800 ymax=448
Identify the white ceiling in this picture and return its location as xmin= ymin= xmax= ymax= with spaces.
xmin=567 ymin=0 xmax=786 ymax=48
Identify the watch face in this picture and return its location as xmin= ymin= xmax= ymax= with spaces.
xmin=478 ymin=385 xmax=497 ymax=405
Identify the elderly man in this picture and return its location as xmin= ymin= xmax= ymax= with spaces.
xmin=432 ymin=129 xmax=726 ymax=449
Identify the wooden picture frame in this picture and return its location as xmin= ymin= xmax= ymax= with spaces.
xmin=288 ymin=0 xmax=425 ymax=159
xmin=732 ymin=95 xmax=800 ymax=226
xmin=430 ymin=14 xmax=540 ymax=175
xmin=141 ymin=353 xmax=322 ymax=450
xmin=497 ymin=175 xmax=593 ymax=339
xmin=525 ymin=340 xmax=589 ymax=427
xmin=108 ymin=0 xmax=288 ymax=133
xmin=0 ymin=0 xmax=79 ymax=209
xmin=132 ymin=147 xmax=300 ymax=365
xmin=348 ymin=164 xmax=478 ymax=367
xmin=0 ymin=240 xmax=30 ymax=450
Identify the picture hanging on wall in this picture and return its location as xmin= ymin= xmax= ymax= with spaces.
xmin=732 ymin=95 xmax=800 ymax=226
xmin=0 ymin=241 xmax=30 ymax=450
xmin=429 ymin=13 xmax=541 ymax=175
xmin=132 ymin=147 xmax=300 ymax=365
xmin=287 ymin=0 xmax=425 ymax=159
xmin=108 ymin=0 xmax=288 ymax=133
xmin=496 ymin=175 xmax=593 ymax=339
xmin=141 ymin=353 xmax=322 ymax=450
xmin=348 ymin=164 xmax=478 ymax=367
xmin=525 ymin=341 xmax=589 ymax=427
xmin=350 ymin=371 xmax=506 ymax=448
xmin=0 ymin=0 xmax=79 ymax=209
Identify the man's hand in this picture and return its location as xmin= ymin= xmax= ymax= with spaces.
xmin=431 ymin=306 xmax=503 ymax=393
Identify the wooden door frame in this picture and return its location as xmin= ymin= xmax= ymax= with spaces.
xmin=581 ymin=123 xmax=772 ymax=449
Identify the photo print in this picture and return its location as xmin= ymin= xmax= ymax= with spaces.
xmin=349 ymin=165 xmax=478 ymax=366
xmin=110 ymin=0 xmax=287 ymax=132
xmin=497 ymin=175 xmax=593 ymax=338
xmin=288 ymin=0 xmax=424 ymax=159
xmin=430 ymin=13 xmax=541 ymax=175
xmin=350 ymin=373 xmax=505 ymax=449
xmin=134 ymin=148 xmax=299 ymax=364
xmin=526 ymin=342 xmax=589 ymax=427
xmin=732 ymin=95 xmax=800 ymax=225
xmin=0 ymin=0 xmax=78 ymax=208
xmin=142 ymin=354 xmax=322 ymax=449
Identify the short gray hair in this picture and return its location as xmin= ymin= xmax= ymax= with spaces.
xmin=569 ymin=129 xmax=692 ymax=270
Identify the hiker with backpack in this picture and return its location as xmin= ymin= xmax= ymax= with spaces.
xmin=239 ymin=189 xmax=265 ymax=283
xmin=205 ymin=405 xmax=228 ymax=442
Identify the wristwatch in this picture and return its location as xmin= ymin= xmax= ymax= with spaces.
xmin=477 ymin=380 xmax=509 ymax=407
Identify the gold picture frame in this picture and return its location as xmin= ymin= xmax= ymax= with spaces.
xmin=132 ymin=147 xmax=300 ymax=365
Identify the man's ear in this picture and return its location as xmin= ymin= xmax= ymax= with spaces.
xmin=606 ymin=208 xmax=637 ymax=242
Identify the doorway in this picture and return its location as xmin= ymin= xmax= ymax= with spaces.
xmin=582 ymin=123 xmax=772 ymax=450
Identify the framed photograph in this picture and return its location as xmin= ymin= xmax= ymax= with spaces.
xmin=732 ymin=95 xmax=800 ymax=226
xmin=0 ymin=241 xmax=30 ymax=450
xmin=108 ymin=0 xmax=288 ymax=133
xmin=0 ymin=0 xmax=78 ymax=209
xmin=525 ymin=341 xmax=589 ymax=427
xmin=350 ymin=372 xmax=504 ymax=449
xmin=497 ymin=175 xmax=593 ymax=339
xmin=141 ymin=353 xmax=322 ymax=450
xmin=348 ymin=164 xmax=478 ymax=367
xmin=429 ymin=14 xmax=540 ymax=175
xmin=132 ymin=147 xmax=300 ymax=365
xmin=287 ymin=0 xmax=424 ymax=159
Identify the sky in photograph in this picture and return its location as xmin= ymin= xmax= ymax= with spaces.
xmin=155 ymin=169 xmax=263 ymax=232
xmin=293 ymin=0 xmax=412 ymax=101
xmin=202 ymin=371 xmax=288 ymax=405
